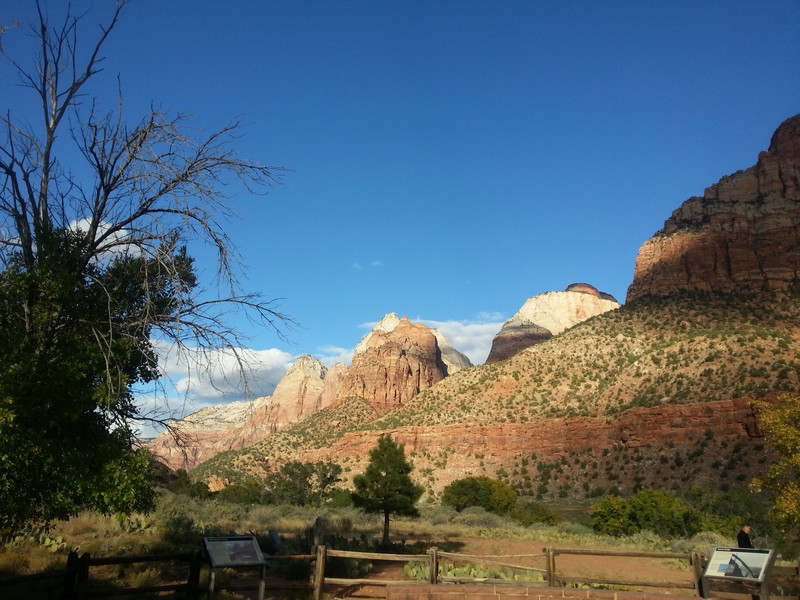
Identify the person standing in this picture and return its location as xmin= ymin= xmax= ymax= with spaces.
xmin=737 ymin=524 xmax=754 ymax=548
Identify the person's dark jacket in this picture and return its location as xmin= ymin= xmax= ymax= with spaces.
xmin=737 ymin=529 xmax=754 ymax=548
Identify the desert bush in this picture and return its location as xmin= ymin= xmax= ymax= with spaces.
xmin=404 ymin=560 xmax=543 ymax=582
xmin=424 ymin=505 xmax=459 ymax=525
xmin=626 ymin=529 xmax=670 ymax=551
xmin=127 ymin=566 xmax=162 ymax=589
xmin=670 ymin=531 xmax=732 ymax=555
xmin=451 ymin=506 xmax=509 ymax=528
xmin=556 ymin=521 xmax=594 ymax=536
xmin=511 ymin=501 xmax=564 ymax=526
xmin=0 ymin=551 xmax=30 ymax=574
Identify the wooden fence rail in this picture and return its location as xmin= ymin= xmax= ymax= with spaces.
xmin=545 ymin=547 xmax=703 ymax=594
xmin=311 ymin=545 xmax=704 ymax=599
xmin=2 ymin=543 xmax=798 ymax=599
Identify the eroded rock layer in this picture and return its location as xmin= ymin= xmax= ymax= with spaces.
xmin=298 ymin=397 xmax=760 ymax=490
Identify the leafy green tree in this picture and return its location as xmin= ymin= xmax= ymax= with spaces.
xmin=441 ymin=476 xmax=517 ymax=514
xmin=684 ymin=484 xmax=769 ymax=536
xmin=751 ymin=394 xmax=800 ymax=534
xmin=167 ymin=470 xmax=212 ymax=499
xmin=591 ymin=489 xmax=701 ymax=538
xmin=0 ymin=2 xmax=286 ymax=532
xmin=265 ymin=460 xmax=343 ymax=506
xmin=351 ymin=435 xmax=423 ymax=546
xmin=215 ymin=479 xmax=264 ymax=504
xmin=627 ymin=488 xmax=701 ymax=537
xmin=590 ymin=494 xmax=637 ymax=537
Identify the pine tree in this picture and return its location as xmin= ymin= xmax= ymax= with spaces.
xmin=352 ymin=434 xmax=424 ymax=546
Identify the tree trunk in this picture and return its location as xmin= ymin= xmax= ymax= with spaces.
xmin=382 ymin=510 xmax=390 ymax=546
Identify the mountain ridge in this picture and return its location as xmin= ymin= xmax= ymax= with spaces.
xmin=159 ymin=113 xmax=800 ymax=501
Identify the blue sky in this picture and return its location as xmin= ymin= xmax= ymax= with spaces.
xmin=2 ymin=1 xmax=799 ymax=423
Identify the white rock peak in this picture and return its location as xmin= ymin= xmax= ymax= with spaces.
xmin=503 ymin=290 xmax=620 ymax=335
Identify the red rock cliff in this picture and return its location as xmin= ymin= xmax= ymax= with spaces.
xmin=334 ymin=316 xmax=448 ymax=414
xmin=627 ymin=113 xmax=800 ymax=302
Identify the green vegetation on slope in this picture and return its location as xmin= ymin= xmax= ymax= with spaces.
xmin=192 ymin=291 xmax=800 ymax=497
xmin=372 ymin=291 xmax=800 ymax=427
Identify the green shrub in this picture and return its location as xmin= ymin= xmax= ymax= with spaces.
xmin=590 ymin=495 xmax=636 ymax=537
xmin=591 ymin=489 xmax=701 ymax=538
xmin=214 ymin=479 xmax=264 ymax=504
xmin=451 ymin=506 xmax=509 ymax=528
xmin=441 ymin=476 xmax=517 ymax=514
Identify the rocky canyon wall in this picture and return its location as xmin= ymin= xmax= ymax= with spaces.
xmin=627 ymin=113 xmax=800 ymax=302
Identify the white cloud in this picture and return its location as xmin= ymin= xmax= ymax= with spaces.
xmin=157 ymin=342 xmax=293 ymax=401
xmin=421 ymin=318 xmax=504 ymax=365
xmin=134 ymin=341 xmax=294 ymax=435
xmin=316 ymin=345 xmax=353 ymax=367
xmin=70 ymin=217 xmax=139 ymax=258
xmin=352 ymin=260 xmax=383 ymax=271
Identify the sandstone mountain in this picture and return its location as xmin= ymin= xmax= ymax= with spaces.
xmin=150 ymin=314 xmax=469 ymax=470
xmin=148 ymin=355 xmax=332 ymax=470
xmin=333 ymin=315 xmax=449 ymax=414
xmin=627 ymin=113 xmax=800 ymax=302
xmin=187 ymin=113 xmax=799 ymax=502
xmin=486 ymin=283 xmax=620 ymax=363
xmin=353 ymin=312 xmax=472 ymax=376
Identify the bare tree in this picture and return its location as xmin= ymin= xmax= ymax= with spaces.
xmin=0 ymin=1 xmax=290 ymax=528
xmin=1 ymin=0 xmax=290 ymax=412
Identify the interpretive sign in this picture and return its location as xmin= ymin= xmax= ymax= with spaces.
xmin=701 ymin=547 xmax=777 ymax=600
xmin=704 ymin=547 xmax=774 ymax=582
xmin=204 ymin=535 xmax=265 ymax=567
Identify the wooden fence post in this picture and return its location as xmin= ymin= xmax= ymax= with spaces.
xmin=312 ymin=544 xmax=327 ymax=600
xmin=186 ymin=549 xmax=202 ymax=600
xmin=73 ymin=553 xmax=90 ymax=600
xmin=544 ymin=548 xmax=555 ymax=587
xmin=691 ymin=551 xmax=704 ymax=597
xmin=61 ymin=552 xmax=80 ymax=600
xmin=428 ymin=547 xmax=438 ymax=585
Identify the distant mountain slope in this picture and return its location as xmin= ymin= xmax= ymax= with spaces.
xmin=192 ymin=291 xmax=798 ymax=496
xmin=371 ymin=291 xmax=799 ymax=429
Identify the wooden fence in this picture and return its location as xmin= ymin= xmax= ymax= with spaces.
xmin=0 ymin=550 xmax=202 ymax=599
xmin=1 ymin=544 xmax=798 ymax=599
xmin=545 ymin=547 xmax=702 ymax=593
